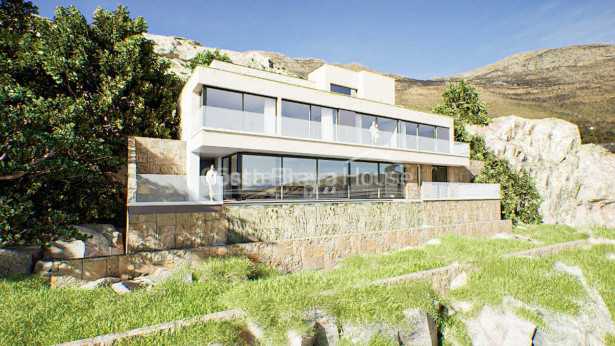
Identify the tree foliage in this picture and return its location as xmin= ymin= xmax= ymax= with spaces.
xmin=0 ymin=1 xmax=182 ymax=246
xmin=432 ymin=81 xmax=542 ymax=225
xmin=432 ymin=80 xmax=489 ymax=141
xmin=189 ymin=48 xmax=230 ymax=70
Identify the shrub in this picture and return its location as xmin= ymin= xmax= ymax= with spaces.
xmin=189 ymin=48 xmax=230 ymax=70
xmin=433 ymin=81 xmax=542 ymax=225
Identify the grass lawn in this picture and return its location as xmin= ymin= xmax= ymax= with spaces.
xmin=0 ymin=224 xmax=611 ymax=345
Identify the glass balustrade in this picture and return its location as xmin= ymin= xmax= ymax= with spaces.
xmin=135 ymin=174 xmax=223 ymax=204
xmin=421 ymin=182 xmax=500 ymax=200
xmin=199 ymin=106 xmax=468 ymax=156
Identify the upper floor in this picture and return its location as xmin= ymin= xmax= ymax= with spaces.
xmin=179 ymin=61 xmax=469 ymax=166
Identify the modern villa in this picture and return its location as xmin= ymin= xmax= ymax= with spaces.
xmin=52 ymin=61 xmax=511 ymax=280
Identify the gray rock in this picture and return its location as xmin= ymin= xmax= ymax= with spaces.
xmin=450 ymin=271 xmax=468 ymax=290
xmin=44 ymin=240 xmax=85 ymax=260
xmin=401 ymin=308 xmax=438 ymax=346
xmin=111 ymin=282 xmax=131 ymax=294
xmin=0 ymin=246 xmax=42 ymax=277
xmin=469 ymin=116 xmax=615 ymax=228
xmin=466 ymin=306 xmax=536 ymax=346
xmin=341 ymin=324 xmax=397 ymax=345
xmin=531 ymin=262 xmax=615 ymax=345
xmin=287 ymin=329 xmax=317 ymax=346
xmin=134 ymin=267 xmax=193 ymax=286
xmin=80 ymin=277 xmax=121 ymax=290
xmin=82 ymin=224 xmax=121 ymax=247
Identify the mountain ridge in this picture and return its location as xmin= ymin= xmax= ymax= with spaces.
xmin=145 ymin=33 xmax=615 ymax=143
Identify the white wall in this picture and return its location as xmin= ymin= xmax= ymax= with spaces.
xmin=308 ymin=64 xmax=395 ymax=104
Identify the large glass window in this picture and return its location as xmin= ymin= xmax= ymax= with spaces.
xmin=338 ymin=110 xmax=358 ymax=143
xmin=310 ymin=106 xmax=337 ymax=141
xmin=418 ymin=124 xmax=435 ymax=151
xmin=204 ymin=88 xmax=275 ymax=134
xmin=318 ymin=159 xmax=349 ymax=199
xmin=282 ymin=158 xmax=317 ymax=199
xmin=206 ymin=88 xmax=242 ymax=111
xmin=378 ymin=118 xmax=398 ymax=147
xmin=360 ymin=114 xmax=377 ymax=145
xmin=241 ymin=155 xmax=281 ymax=200
xmin=282 ymin=101 xmax=310 ymax=138
xmin=349 ymin=162 xmax=379 ymax=199
xmin=379 ymin=163 xmax=404 ymax=198
xmin=404 ymin=122 xmax=418 ymax=149
xmin=436 ymin=127 xmax=450 ymax=153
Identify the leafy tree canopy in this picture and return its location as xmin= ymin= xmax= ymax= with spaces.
xmin=189 ymin=48 xmax=231 ymax=70
xmin=432 ymin=81 xmax=542 ymax=225
xmin=432 ymin=80 xmax=489 ymax=141
xmin=0 ymin=0 xmax=182 ymax=246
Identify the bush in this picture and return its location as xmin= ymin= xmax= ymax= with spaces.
xmin=433 ymin=81 xmax=542 ymax=225
xmin=189 ymin=48 xmax=230 ymax=70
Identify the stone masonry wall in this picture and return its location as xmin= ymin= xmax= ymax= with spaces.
xmin=47 ymin=218 xmax=512 ymax=285
xmin=127 ymin=137 xmax=186 ymax=203
xmin=127 ymin=199 xmax=503 ymax=253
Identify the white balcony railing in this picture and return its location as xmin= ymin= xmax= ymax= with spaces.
xmin=421 ymin=182 xmax=500 ymax=200
xmin=200 ymin=106 xmax=469 ymax=157
xmin=453 ymin=142 xmax=470 ymax=156
xmin=135 ymin=174 xmax=223 ymax=204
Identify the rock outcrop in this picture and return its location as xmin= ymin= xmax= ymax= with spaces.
xmin=469 ymin=116 xmax=615 ymax=227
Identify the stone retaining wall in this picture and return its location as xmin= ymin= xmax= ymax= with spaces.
xmin=127 ymin=199 xmax=503 ymax=253
xmin=45 ymin=219 xmax=512 ymax=285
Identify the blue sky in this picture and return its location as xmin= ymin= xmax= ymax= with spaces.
xmin=35 ymin=0 xmax=615 ymax=80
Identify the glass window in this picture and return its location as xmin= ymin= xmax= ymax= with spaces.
xmin=360 ymin=114 xmax=377 ymax=145
xmin=436 ymin=127 xmax=450 ymax=140
xmin=244 ymin=94 xmax=266 ymax=113
xmin=378 ymin=117 xmax=398 ymax=147
xmin=241 ymin=155 xmax=281 ymax=200
xmin=404 ymin=122 xmax=418 ymax=149
xmin=205 ymin=88 xmax=242 ymax=111
xmin=282 ymin=101 xmax=310 ymax=138
xmin=418 ymin=124 xmax=435 ymax=151
xmin=330 ymin=84 xmax=354 ymax=96
xmin=282 ymin=158 xmax=317 ymax=199
xmin=379 ymin=163 xmax=404 ymax=198
xmin=432 ymin=166 xmax=448 ymax=182
xmin=311 ymin=106 xmax=336 ymax=141
xmin=349 ymin=161 xmax=379 ymax=199
xmin=418 ymin=124 xmax=435 ymax=138
xmin=318 ymin=159 xmax=349 ymax=199
xmin=405 ymin=122 xmax=418 ymax=136
xmin=338 ymin=110 xmax=358 ymax=143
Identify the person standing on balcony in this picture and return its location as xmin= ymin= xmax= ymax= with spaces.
xmin=205 ymin=165 xmax=218 ymax=202
xmin=369 ymin=120 xmax=380 ymax=145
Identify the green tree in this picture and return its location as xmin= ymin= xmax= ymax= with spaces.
xmin=433 ymin=81 xmax=542 ymax=225
xmin=432 ymin=80 xmax=489 ymax=141
xmin=189 ymin=48 xmax=231 ymax=70
xmin=0 ymin=1 xmax=182 ymax=246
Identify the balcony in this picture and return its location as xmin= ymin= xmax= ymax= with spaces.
xmin=131 ymin=174 xmax=223 ymax=205
xmin=421 ymin=182 xmax=500 ymax=200
xmin=199 ymin=106 xmax=469 ymax=157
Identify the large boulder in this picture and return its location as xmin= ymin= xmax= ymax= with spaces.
xmin=465 ymin=306 xmax=536 ymax=345
xmin=469 ymin=116 xmax=615 ymax=227
xmin=44 ymin=240 xmax=86 ymax=260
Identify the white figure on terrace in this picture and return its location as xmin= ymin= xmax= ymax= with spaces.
xmin=369 ymin=120 xmax=380 ymax=145
xmin=205 ymin=165 xmax=217 ymax=202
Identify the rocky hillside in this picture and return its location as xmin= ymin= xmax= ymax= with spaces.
xmin=146 ymin=33 xmax=615 ymax=144
xmin=469 ymin=116 xmax=615 ymax=228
